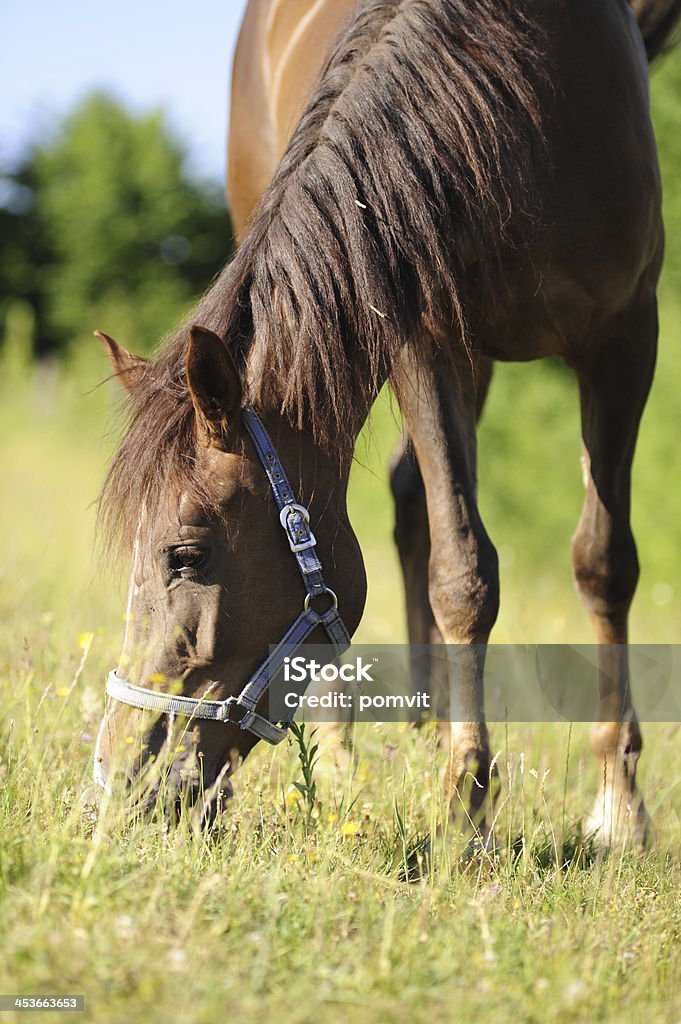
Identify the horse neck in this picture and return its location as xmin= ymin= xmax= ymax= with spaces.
xmin=251 ymin=405 xmax=355 ymax=522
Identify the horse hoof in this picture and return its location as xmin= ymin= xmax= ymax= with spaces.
xmin=585 ymin=791 xmax=651 ymax=850
xmin=79 ymin=785 xmax=101 ymax=823
xmin=462 ymin=825 xmax=500 ymax=862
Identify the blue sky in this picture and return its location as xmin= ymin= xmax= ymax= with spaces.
xmin=1 ymin=0 xmax=250 ymax=184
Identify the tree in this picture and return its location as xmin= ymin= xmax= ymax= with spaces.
xmin=0 ymin=92 xmax=233 ymax=356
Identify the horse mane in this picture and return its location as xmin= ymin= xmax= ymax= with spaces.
xmin=101 ymin=0 xmax=545 ymax=545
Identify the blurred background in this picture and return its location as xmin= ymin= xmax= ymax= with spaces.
xmin=1 ymin=0 xmax=680 ymax=689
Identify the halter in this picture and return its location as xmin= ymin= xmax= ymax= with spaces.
xmin=105 ymin=407 xmax=351 ymax=745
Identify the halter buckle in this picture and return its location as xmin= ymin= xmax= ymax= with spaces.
xmin=279 ymin=503 xmax=317 ymax=553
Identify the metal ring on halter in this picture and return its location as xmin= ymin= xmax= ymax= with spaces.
xmin=304 ymin=588 xmax=338 ymax=612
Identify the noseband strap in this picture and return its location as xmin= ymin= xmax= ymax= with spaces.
xmin=105 ymin=407 xmax=351 ymax=745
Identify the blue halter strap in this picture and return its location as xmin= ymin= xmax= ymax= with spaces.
xmin=105 ymin=406 xmax=351 ymax=744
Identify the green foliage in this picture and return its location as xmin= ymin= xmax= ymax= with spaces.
xmin=289 ymin=722 xmax=320 ymax=823
xmin=1 ymin=301 xmax=34 ymax=383
xmin=652 ymin=49 xmax=681 ymax=298
xmin=0 ymin=92 xmax=232 ymax=356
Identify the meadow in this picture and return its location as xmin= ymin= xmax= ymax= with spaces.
xmin=1 ymin=43 xmax=681 ymax=1024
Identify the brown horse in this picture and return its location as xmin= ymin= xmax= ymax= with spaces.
xmin=93 ymin=0 xmax=680 ymax=842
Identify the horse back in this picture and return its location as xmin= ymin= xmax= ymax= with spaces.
xmin=228 ymin=0 xmax=357 ymax=238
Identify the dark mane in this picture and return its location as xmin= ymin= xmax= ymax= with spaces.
xmin=101 ymin=0 xmax=545 ymax=544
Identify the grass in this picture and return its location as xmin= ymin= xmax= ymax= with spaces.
xmin=2 ymin=665 xmax=681 ymax=1023
xmin=1 ymin=348 xmax=681 ymax=1023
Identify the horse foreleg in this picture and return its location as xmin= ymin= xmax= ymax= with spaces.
xmin=390 ymin=436 xmax=444 ymax=725
xmin=390 ymin=360 xmax=493 ymax=733
xmin=394 ymin=352 xmax=499 ymax=839
xmin=571 ymin=294 xmax=658 ymax=847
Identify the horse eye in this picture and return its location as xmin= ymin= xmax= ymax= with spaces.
xmin=166 ymin=546 xmax=208 ymax=575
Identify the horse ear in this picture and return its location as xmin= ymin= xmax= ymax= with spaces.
xmin=186 ymin=326 xmax=242 ymax=446
xmin=95 ymin=331 xmax=147 ymax=395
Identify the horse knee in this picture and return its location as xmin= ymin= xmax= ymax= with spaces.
xmin=571 ymin=523 xmax=639 ymax=619
xmin=428 ymin=546 xmax=499 ymax=643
